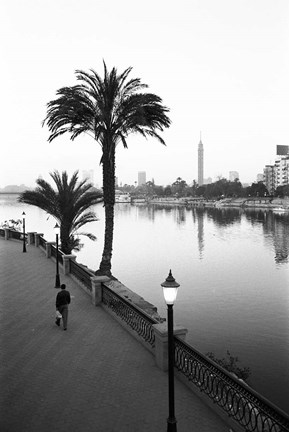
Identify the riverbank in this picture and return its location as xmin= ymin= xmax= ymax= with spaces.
xmin=138 ymin=196 xmax=289 ymax=209
xmin=214 ymin=197 xmax=289 ymax=209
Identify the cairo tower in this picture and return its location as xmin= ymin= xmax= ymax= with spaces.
xmin=198 ymin=135 xmax=204 ymax=186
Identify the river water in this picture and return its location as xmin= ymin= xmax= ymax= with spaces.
xmin=1 ymin=194 xmax=289 ymax=414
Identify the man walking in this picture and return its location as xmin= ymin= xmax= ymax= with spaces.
xmin=55 ymin=283 xmax=71 ymax=330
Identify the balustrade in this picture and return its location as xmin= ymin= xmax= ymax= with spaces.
xmin=69 ymin=259 xmax=92 ymax=290
xmin=102 ymin=285 xmax=157 ymax=348
xmin=10 ymin=230 xmax=22 ymax=240
xmin=50 ymin=243 xmax=63 ymax=266
xmin=174 ymin=337 xmax=289 ymax=432
xmin=39 ymin=235 xmax=47 ymax=250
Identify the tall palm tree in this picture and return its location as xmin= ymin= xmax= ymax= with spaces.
xmin=18 ymin=171 xmax=102 ymax=254
xmin=43 ymin=62 xmax=171 ymax=276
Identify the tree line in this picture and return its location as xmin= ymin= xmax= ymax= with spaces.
xmin=120 ymin=177 xmax=289 ymax=199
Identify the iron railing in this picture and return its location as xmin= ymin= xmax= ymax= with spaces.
xmin=69 ymin=260 xmax=92 ymax=290
xmin=51 ymin=244 xmax=56 ymax=258
xmin=51 ymin=243 xmax=63 ymax=266
xmin=39 ymin=235 xmax=47 ymax=250
xmin=0 ymin=228 xmax=26 ymax=241
xmin=29 ymin=232 xmax=35 ymax=244
xmin=9 ymin=230 xmax=23 ymax=241
xmin=174 ymin=337 xmax=289 ymax=432
xmin=102 ymin=284 xmax=157 ymax=348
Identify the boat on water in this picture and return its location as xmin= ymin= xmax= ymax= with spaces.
xmin=148 ymin=197 xmax=188 ymax=205
xmin=132 ymin=198 xmax=147 ymax=203
xmin=115 ymin=190 xmax=131 ymax=203
xmin=272 ymin=207 xmax=288 ymax=213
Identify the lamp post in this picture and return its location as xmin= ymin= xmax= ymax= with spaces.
xmin=161 ymin=270 xmax=180 ymax=432
xmin=22 ymin=212 xmax=26 ymax=253
xmin=54 ymin=223 xmax=60 ymax=288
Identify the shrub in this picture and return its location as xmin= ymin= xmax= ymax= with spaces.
xmin=206 ymin=350 xmax=251 ymax=381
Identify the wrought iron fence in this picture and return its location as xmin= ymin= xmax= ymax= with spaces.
xmin=10 ymin=230 xmax=22 ymax=240
xmin=51 ymin=243 xmax=63 ymax=266
xmin=174 ymin=337 xmax=289 ymax=432
xmin=39 ymin=236 xmax=47 ymax=250
xmin=102 ymin=285 xmax=157 ymax=348
xmin=0 ymin=229 xmax=4 ymax=237
xmin=69 ymin=260 xmax=92 ymax=290
xmin=58 ymin=251 xmax=63 ymax=266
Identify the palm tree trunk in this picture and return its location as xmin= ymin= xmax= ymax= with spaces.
xmin=61 ymin=224 xmax=72 ymax=254
xmin=96 ymin=145 xmax=115 ymax=276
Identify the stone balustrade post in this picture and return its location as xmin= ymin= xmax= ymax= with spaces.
xmin=45 ymin=242 xmax=55 ymax=258
xmin=62 ymin=254 xmax=76 ymax=275
xmin=90 ymin=276 xmax=111 ymax=306
xmin=35 ymin=233 xmax=44 ymax=247
xmin=4 ymin=229 xmax=10 ymax=240
xmin=152 ymin=322 xmax=188 ymax=371
xmin=27 ymin=232 xmax=37 ymax=245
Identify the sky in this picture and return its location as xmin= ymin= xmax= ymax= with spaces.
xmin=1 ymin=0 xmax=289 ymax=188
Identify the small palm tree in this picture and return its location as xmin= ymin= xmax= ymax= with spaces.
xmin=43 ymin=62 xmax=171 ymax=276
xmin=18 ymin=171 xmax=102 ymax=254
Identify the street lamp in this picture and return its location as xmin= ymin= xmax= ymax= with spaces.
xmin=161 ymin=270 xmax=180 ymax=432
xmin=54 ymin=223 xmax=61 ymax=288
xmin=22 ymin=212 xmax=26 ymax=253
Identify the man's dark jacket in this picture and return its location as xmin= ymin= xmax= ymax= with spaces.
xmin=56 ymin=290 xmax=71 ymax=309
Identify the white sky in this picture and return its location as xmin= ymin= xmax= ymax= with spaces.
xmin=1 ymin=0 xmax=289 ymax=187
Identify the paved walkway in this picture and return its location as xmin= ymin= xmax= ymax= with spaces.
xmin=0 ymin=238 xmax=229 ymax=432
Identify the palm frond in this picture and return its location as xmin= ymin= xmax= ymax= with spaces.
xmin=19 ymin=170 xmax=101 ymax=254
xmin=76 ymin=232 xmax=97 ymax=242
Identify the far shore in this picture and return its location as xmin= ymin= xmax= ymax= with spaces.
xmin=137 ymin=196 xmax=289 ymax=209
xmin=2 ymin=191 xmax=289 ymax=210
xmin=206 ymin=196 xmax=289 ymax=209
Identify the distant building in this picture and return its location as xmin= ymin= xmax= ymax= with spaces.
xmin=138 ymin=171 xmax=146 ymax=186
xmin=263 ymin=165 xmax=275 ymax=195
xmin=229 ymin=171 xmax=239 ymax=182
xmin=276 ymin=145 xmax=289 ymax=156
xmin=203 ymin=177 xmax=212 ymax=185
xmin=263 ymin=146 xmax=289 ymax=194
xmin=256 ymin=173 xmax=264 ymax=183
xmin=275 ymin=156 xmax=289 ymax=189
xmin=198 ymin=135 xmax=204 ymax=186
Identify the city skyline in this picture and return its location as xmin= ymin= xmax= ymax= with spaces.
xmin=1 ymin=1 xmax=289 ymax=188
xmin=0 ymin=164 xmax=263 ymax=191
xmin=1 ymin=139 xmax=283 ymax=190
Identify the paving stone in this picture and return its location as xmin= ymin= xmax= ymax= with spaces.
xmin=0 ymin=238 xmax=229 ymax=432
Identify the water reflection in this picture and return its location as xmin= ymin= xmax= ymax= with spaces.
xmin=197 ymin=210 xmax=204 ymax=260
xmin=244 ymin=208 xmax=270 ymax=225
xmin=133 ymin=203 xmax=187 ymax=225
xmin=132 ymin=204 xmax=289 ymax=266
xmin=244 ymin=210 xmax=289 ymax=264
xmin=206 ymin=207 xmax=242 ymax=226
xmin=265 ymin=212 xmax=289 ymax=264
